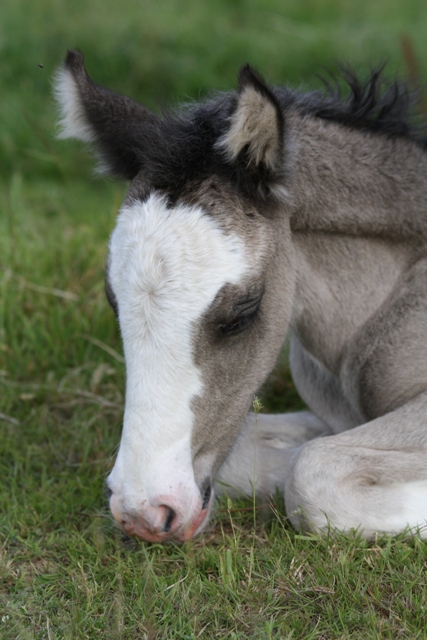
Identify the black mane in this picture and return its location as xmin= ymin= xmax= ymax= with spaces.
xmin=126 ymin=66 xmax=427 ymax=204
xmin=294 ymin=67 xmax=427 ymax=146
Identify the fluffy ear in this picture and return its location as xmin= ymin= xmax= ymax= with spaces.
xmin=217 ymin=65 xmax=284 ymax=186
xmin=53 ymin=50 xmax=157 ymax=180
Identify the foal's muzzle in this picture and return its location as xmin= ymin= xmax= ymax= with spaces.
xmin=106 ymin=480 xmax=213 ymax=542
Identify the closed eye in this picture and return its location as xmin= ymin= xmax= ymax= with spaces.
xmin=219 ymin=299 xmax=261 ymax=337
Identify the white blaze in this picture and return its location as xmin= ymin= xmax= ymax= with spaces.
xmin=107 ymin=194 xmax=247 ymax=520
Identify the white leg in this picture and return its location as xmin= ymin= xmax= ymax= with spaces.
xmin=215 ymin=411 xmax=331 ymax=497
xmin=285 ymin=394 xmax=427 ymax=538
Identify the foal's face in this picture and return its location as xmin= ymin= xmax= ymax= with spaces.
xmin=55 ymin=50 xmax=293 ymax=540
xmin=106 ymin=183 xmax=292 ymax=542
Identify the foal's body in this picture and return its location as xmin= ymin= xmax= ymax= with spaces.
xmin=56 ymin=52 xmax=427 ymax=541
xmin=219 ymin=116 xmax=427 ymax=536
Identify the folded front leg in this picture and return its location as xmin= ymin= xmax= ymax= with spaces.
xmin=216 ymin=411 xmax=331 ymax=497
xmin=285 ymin=394 xmax=427 ymax=538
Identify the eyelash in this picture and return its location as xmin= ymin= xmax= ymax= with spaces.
xmin=219 ymin=305 xmax=260 ymax=336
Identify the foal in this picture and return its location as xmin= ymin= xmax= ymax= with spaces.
xmin=55 ymin=51 xmax=427 ymax=541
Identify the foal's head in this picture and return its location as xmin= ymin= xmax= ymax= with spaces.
xmin=55 ymin=51 xmax=295 ymax=541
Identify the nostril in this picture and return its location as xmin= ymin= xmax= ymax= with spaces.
xmin=106 ymin=485 xmax=113 ymax=500
xmin=201 ymin=482 xmax=212 ymax=510
xmin=163 ymin=507 xmax=176 ymax=533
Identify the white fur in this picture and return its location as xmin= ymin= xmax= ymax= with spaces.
xmin=217 ymin=412 xmax=330 ymax=496
xmin=391 ymin=480 xmax=427 ymax=536
xmin=107 ymin=194 xmax=248 ymax=527
xmin=308 ymin=479 xmax=427 ymax=539
xmin=53 ymin=67 xmax=93 ymax=142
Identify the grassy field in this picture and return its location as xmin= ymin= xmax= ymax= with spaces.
xmin=2 ymin=0 xmax=427 ymax=637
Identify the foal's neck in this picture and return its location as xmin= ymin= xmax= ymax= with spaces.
xmin=286 ymin=112 xmax=427 ymax=373
xmin=289 ymin=112 xmax=427 ymax=242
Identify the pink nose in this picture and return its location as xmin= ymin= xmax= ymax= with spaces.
xmin=109 ymin=486 xmax=212 ymax=542
xmin=120 ymin=504 xmax=180 ymax=541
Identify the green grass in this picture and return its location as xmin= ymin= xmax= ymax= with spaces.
xmin=2 ymin=0 xmax=427 ymax=637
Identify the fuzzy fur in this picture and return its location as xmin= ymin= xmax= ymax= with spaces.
xmin=106 ymin=194 xmax=248 ymax=540
xmin=56 ymin=51 xmax=427 ymax=541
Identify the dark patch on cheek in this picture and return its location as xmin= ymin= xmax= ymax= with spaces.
xmin=189 ymin=280 xmax=268 ymax=471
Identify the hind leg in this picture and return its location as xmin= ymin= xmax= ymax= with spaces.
xmin=285 ymin=393 xmax=427 ymax=538
xmin=216 ymin=411 xmax=331 ymax=496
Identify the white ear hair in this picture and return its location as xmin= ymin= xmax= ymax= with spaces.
xmin=53 ymin=50 xmax=157 ymax=180
xmin=53 ymin=66 xmax=93 ymax=142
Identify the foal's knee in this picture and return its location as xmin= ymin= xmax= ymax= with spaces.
xmin=284 ymin=438 xmax=350 ymax=533
xmin=285 ymin=437 xmax=427 ymax=538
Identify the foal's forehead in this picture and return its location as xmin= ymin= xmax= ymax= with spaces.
xmin=108 ymin=192 xmax=251 ymax=309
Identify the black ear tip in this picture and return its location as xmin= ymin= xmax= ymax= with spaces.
xmin=238 ymin=64 xmax=258 ymax=86
xmin=64 ymin=49 xmax=85 ymax=71
xmin=237 ymin=64 xmax=269 ymax=95
xmin=238 ymin=63 xmax=254 ymax=80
